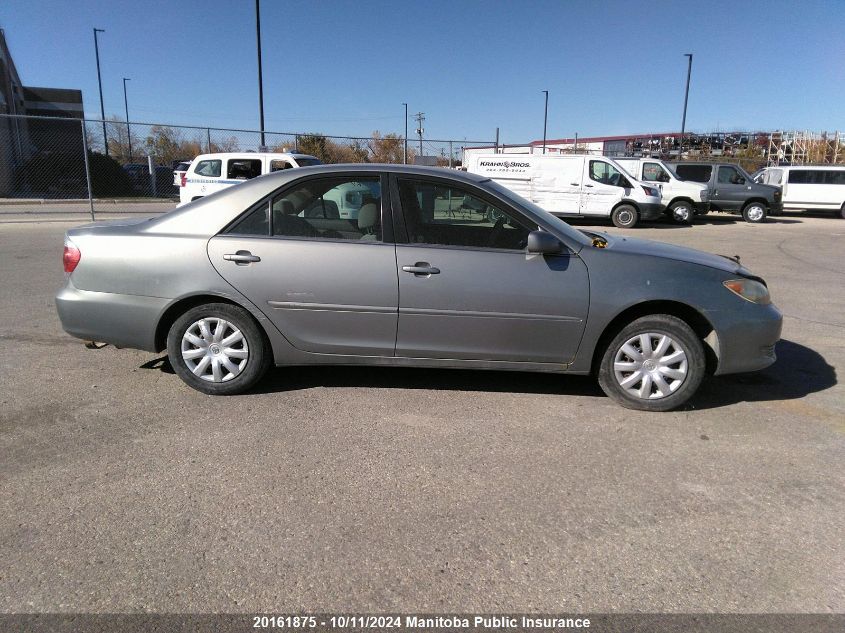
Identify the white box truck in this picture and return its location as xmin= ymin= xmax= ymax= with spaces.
xmin=465 ymin=154 xmax=663 ymax=228
xmin=613 ymin=157 xmax=710 ymax=224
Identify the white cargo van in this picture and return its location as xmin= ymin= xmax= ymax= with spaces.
xmin=613 ymin=157 xmax=710 ymax=224
xmin=465 ymin=154 xmax=663 ymax=228
xmin=753 ymin=165 xmax=845 ymax=218
xmin=179 ymin=152 xmax=321 ymax=205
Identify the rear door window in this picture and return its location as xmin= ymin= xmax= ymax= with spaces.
xmin=194 ymin=160 xmax=221 ymax=177
xmin=674 ymin=164 xmax=712 ymax=183
xmin=227 ymin=159 xmax=262 ymax=180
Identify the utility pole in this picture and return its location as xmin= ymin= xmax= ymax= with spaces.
xmin=680 ymin=53 xmax=693 ymax=158
xmin=402 ymin=103 xmax=408 ymax=164
xmin=574 ymin=132 xmax=578 ymax=154
xmin=122 ymin=77 xmax=131 ymax=161
xmin=255 ymin=0 xmax=266 ymax=150
xmin=93 ymin=28 xmax=107 ymax=156
xmin=541 ymin=90 xmax=549 ymax=154
xmin=415 ymin=112 xmax=425 ymax=160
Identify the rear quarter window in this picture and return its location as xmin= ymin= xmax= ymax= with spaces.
xmin=674 ymin=164 xmax=712 ymax=183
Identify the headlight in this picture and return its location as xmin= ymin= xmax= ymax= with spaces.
xmin=699 ymin=189 xmax=709 ymax=201
xmin=723 ymin=278 xmax=771 ymax=305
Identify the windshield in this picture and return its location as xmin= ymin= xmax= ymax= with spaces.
xmin=294 ymin=158 xmax=322 ymax=167
xmin=484 ymin=179 xmax=591 ymax=247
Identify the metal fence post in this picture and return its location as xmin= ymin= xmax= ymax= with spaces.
xmin=147 ymin=155 xmax=157 ymax=197
xmin=81 ymin=119 xmax=95 ymax=221
xmin=206 ymin=128 xmax=212 ymax=153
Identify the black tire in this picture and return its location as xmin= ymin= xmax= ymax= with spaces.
xmin=166 ymin=302 xmax=271 ymax=395
xmin=840 ymin=203 xmax=845 ymax=219
xmin=742 ymin=201 xmax=767 ymax=223
xmin=611 ymin=204 xmax=639 ymax=228
xmin=597 ymin=314 xmax=706 ymax=412
xmin=668 ymin=200 xmax=694 ymax=225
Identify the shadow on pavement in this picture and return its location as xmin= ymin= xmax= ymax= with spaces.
xmin=141 ymin=339 xmax=833 ymax=411
xmin=686 ymin=339 xmax=836 ymax=410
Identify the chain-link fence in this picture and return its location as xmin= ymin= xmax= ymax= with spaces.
xmin=0 ymin=112 xmax=493 ymax=218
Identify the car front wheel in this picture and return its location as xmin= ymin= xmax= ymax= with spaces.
xmin=597 ymin=314 xmax=706 ymax=412
xmin=742 ymin=202 xmax=767 ymax=223
xmin=167 ymin=302 xmax=271 ymax=395
xmin=611 ymin=204 xmax=639 ymax=228
xmin=668 ymin=200 xmax=693 ymax=224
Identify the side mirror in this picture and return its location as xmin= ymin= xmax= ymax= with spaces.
xmin=527 ymin=230 xmax=562 ymax=254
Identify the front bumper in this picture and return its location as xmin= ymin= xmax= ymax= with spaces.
xmin=56 ymin=278 xmax=167 ymax=352
xmin=638 ymin=202 xmax=664 ymax=221
xmin=710 ymin=302 xmax=783 ymax=375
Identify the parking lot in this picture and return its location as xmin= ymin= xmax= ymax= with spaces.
xmin=1 ymin=209 xmax=843 ymax=613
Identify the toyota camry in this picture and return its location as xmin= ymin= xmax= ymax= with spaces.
xmin=56 ymin=165 xmax=782 ymax=411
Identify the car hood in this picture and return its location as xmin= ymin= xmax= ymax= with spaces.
xmin=583 ymin=231 xmax=749 ymax=275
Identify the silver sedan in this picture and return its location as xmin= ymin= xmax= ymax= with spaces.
xmin=56 ymin=165 xmax=782 ymax=411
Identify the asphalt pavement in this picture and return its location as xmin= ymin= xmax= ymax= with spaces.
xmin=0 ymin=210 xmax=842 ymax=613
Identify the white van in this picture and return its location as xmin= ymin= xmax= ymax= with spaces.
xmin=179 ymin=152 xmax=321 ymax=205
xmin=465 ymin=154 xmax=663 ymax=228
xmin=753 ymin=165 xmax=845 ymax=217
xmin=613 ymin=157 xmax=710 ymax=224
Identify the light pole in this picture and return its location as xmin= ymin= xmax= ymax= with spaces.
xmin=255 ymin=0 xmax=266 ymax=150
xmin=541 ymin=90 xmax=549 ymax=154
xmin=680 ymin=53 xmax=693 ymax=157
xmin=415 ymin=112 xmax=425 ymax=159
xmin=122 ymin=77 xmax=131 ymax=161
xmin=402 ymin=103 xmax=408 ymax=164
xmin=93 ymin=28 xmax=107 ymax=156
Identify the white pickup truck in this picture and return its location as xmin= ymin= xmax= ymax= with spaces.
xmin=613 ymin=157 xmax=710 ymax=224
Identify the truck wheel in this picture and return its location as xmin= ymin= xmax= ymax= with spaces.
xmin=668 ymin=200 xmax=693 ymax=224
xmin=742 ymin=202 xmax=767 ymax=223
xmin=840 ymin=203 xmax=845 ymax=219
xmin=611 ymin=204 xmax=639 ymax=229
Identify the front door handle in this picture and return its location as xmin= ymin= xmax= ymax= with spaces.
xmin=223 ymin=250 xmax=261 ymax=265
xmin=584 ymin=183 xmax=594 ymax=188
xmin=402 ymin=263 xmax=440 ymax=276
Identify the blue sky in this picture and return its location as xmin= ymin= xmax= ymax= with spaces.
xmin=2 ymin=0 xmax=843 ymax=143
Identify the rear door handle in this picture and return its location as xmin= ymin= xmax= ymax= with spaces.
xmin=223 ymin=251 xmax=261 ymax=264
xmin=570 ymin=182 xmax=580 ymax=186
xmin=402 ymin=263 xmax=440 ymax=276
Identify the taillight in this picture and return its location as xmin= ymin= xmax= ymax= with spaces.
xmin=641 ymin=185 xmax=659 ymax=197
xmin=180 ymin=173 xmax=187 ymax=187
xmin=63 ymin=240 xmax=81 ymax=273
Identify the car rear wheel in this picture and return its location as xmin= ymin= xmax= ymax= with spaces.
xmin=597 ymin=314 xmax=706 ymax=412
xmin=611 ymin=204 xmax=639 ymax=228
xmin=668 ymin=200 xmax=693 ymax=224
xmin=742 ymin=202 xmax=767 ymax=223
xmin=167 ymin=302 xmax=271 ymax=395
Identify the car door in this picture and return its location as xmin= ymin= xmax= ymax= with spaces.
xmin=207 ymin=173 xmax=399 ymax=356
xmin=580 ymin=159 xmax=626 ymax=216
xmin=391 ymin=175 xmax=589 ymax=364
xmin=713 ymin=165 xmax=748 ymax=211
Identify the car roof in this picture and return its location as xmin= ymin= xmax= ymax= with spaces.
xmin=766 ymin=164 xmax=845 ymax=170
xmin=191 ymin=152 xmax=318 ymax=160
